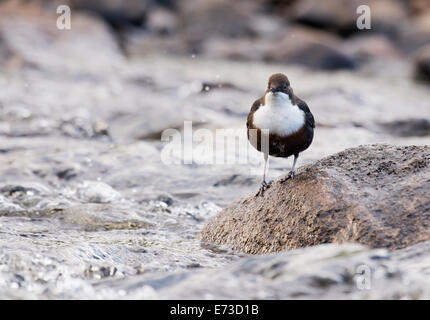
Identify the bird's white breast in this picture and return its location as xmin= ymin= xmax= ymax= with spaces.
xmin=253 ymin=92 xmax=305 ymax=136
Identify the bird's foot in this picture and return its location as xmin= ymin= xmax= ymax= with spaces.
xmin=255 ymin=180 xmax=272 ymax=197
xmin=279 ymin=170 xmax=295 ymax=183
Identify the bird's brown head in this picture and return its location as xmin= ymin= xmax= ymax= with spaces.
xmin=266 ymin=73 xmax=292 ymax=97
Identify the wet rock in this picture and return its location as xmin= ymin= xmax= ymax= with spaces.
xmin=379 ymin=119 xmax=430 ymax=137
xmin=125 ymin=31 xmax=189 ymax=56
xmin=69 ymin=0 xmax=148 ymax=30
xmin=290 ymin=0 xmax=363 ymax=34
xmin=76 ymin=181 xmax=122 ymax=204
xmin=62 ymin=204 xmax=151 ymax=231
xmin=125 ymin=0 xmax=266 ymax=59
xmin=84 ymin=265 xmax=118 ymax=279
xmin=0 ymin=183 xmax=50 ymax=198
xmin=0 ymin=1 xmax=123 ymax=72
xmin=290 ymin=0 xmax=407 ymax=38
xmin=367 ymin=0 xmax=408 ymax=39
xmin=179 ymin=0 xmax=261 ymax=43
xmin=414 ymin=46 xmax=430 ymax=83
xmin=0 ymin=194 xmax=23 ymax=214
xmin=200 ymin=144 xmax=430 ymax=254
xmin=0 ymin=182 xmax=57 ymax=214
xmin=110 ymin=242 xmax=430 ymax=299
xmin=55 ymin=167 xmax=79 ymax=181
xmin=264 ymin=27 xmax=356 ymax=70
xmin=342 ymin=35 xmax=402 ymax=64
xmin=398 ymin=10 xmax=430 ymax=54
xmin=280 ymin=41 xmax=356 ymax=70
xmin=213 ymin=174 xmax=255 ymax=187
xmin=59 ymin=117 xmax=110 ymax=140
xmin=201 ymin=37 xmax=268 ymax=61
xmin=406 ymin=0 xmax=430 ymax=14
xmin=146 ymin=7 xmax=178 ymax=35
xmin=156 ymin=195 xmax=175 ymax=206
xmin=200 ymin=81 xmax=243 ymax=93
xmin=0 ymin=33 xmax=15 ymax=66
xmin=245 ymin=14 xmax=285 ymax=40
xmin=133 ymin=124 xmax=182 ymax=140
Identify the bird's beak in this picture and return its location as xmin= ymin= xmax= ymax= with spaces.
xmin=270 ymin=88 xmax=277 ymax=93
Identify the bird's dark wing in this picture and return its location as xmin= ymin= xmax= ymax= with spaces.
xmin=295 ymin=96 xmax=315 ymax=128
xmin=247 ymin=98 xmax=263 ymax=129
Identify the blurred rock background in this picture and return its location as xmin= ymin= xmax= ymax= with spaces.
xmin=0 ymin=0 xmax=429 ymax=78
xmin=1 ymin=0 xmax=430 ymax=299
xmin=1 ymin=0 xmax=426 ymax=75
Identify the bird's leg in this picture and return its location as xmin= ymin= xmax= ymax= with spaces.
xmin=289 ymin=153 xmax=298 ymax=178
xmin=256 ymin=153 xmax=271 ymax=196
xmin=279 ymin=154 xmax=298 ymax=183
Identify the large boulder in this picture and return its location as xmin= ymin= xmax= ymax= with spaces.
xmin=199 ymin=144 xmax=430 ymax=254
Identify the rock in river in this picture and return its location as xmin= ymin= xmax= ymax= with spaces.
xmin=199 ymin=144 xmax=430 ymax=254
xmin=414 ymin=45 xmax=430 ymax=83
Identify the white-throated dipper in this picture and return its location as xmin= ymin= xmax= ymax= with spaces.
xmin=247 ymin=73 xmax=315 ymax=196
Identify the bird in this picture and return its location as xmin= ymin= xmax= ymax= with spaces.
xmin=246 ymin=73 xmax=315 ymax=196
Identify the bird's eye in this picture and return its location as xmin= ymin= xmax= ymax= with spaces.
xmin=284 ymin=84 xmax=289 ymax=89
